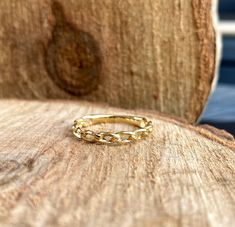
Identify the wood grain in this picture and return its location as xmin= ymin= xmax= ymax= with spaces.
xmin=0 ymin=100 xmax=234 ymax=227
xmin=0 ymin=0 xmax=216 ymax=123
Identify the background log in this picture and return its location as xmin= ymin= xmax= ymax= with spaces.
xmin=0 ymin=100 xmax=234 ymax=227
xmin=0 ymin=0 xmax=216 ymax=123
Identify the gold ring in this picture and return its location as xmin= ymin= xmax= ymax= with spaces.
xmin=72 ymin=114 xmax=153 ymax=145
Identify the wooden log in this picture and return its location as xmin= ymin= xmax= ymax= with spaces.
xmin=0 ymin=100 xmax=234 ymax=226
xmin=0 ymin=0 xmax=217 ymax=123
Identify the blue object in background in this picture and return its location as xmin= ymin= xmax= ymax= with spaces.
xmin=220 ymin=37 xmax=235 ymax=84
xmin=219 ymin=0 xmax=235 ymax=20
xmin=201 ymin=85 xmax=235 ymax=135
xmin=201 ymin=0 xmax=235 ymax=135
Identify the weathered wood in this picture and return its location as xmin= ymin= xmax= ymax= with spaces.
xmin=0 ymin=100 xmax=234 ymax=227
xmin=0 ymin=0 xmax=216 ymax=123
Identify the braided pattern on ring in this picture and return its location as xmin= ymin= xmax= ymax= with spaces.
xmin=72 ymin=116 xmax=152 ymax=145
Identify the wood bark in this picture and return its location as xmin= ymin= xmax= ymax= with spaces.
xmin=0 ymin=100 xmax=234 ymax=227
xmin=0 ymin=0 xmax=216 ymax=123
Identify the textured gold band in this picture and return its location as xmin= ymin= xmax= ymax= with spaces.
xmin=72 ymin=114 xmax=153 ymax=145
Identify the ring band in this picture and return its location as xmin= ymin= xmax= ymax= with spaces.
xmin=72 ymin=114 xmax=153 ymax=145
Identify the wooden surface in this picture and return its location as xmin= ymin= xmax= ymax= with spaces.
xmin=0 ymin=100 xmax=234 ymax=227
xmin=0 ymin=0 xmax=216 ymax=123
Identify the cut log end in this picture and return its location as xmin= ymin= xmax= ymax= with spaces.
xmin=0 ymin=100 xmax=234 ymax=226
xmin=0 ymin=0 xmax=217 ymax=123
